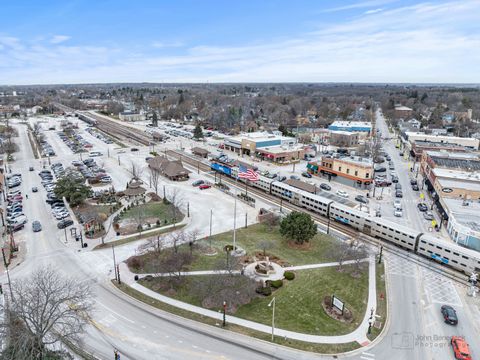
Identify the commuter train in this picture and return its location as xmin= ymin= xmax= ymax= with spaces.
xmin=213 ymin=163 xmax=480 ymax=275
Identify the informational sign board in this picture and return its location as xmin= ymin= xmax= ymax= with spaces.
xmin=332 ymin=295 xmax=345 ymax=314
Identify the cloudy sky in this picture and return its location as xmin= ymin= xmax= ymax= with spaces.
xmin=1 ymin=0 xmax=479 ymax=84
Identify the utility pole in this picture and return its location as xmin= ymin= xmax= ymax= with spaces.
xmin=209 ymin=209 xmax=213 ymax=249
xmin=245 ymin=212 xmax=248 ymax=228
xmin=112 ymin=244 xmax=118 ymax=282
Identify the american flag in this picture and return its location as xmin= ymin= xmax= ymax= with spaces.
xmin=238 ymin=164 xmax=259 ymax=181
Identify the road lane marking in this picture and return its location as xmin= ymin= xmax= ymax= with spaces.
xmin=96 ymin=301 xmax=135 ymax=324
xmin=362 ymin=352 xmax=375 ymax=356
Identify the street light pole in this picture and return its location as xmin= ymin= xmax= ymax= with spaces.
xmin=222 ymin=301 xmax=227 ymax=327
xmin=268 ymin=297 xmax=276 ymax=341
xmin=2 ymin=248 xmax=14 ymax=300
xmin=112 ymin=244 xmax=118 ymax=282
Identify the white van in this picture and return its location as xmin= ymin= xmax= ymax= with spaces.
xmin=89 ymin=151 xmax=103 ymax=157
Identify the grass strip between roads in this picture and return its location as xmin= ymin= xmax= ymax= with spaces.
xmin=113 ymin=281 xmax=361 ymax=354
xmin=368 ymin=262 xmax=387 ymax=341
xmin=93 ymin=223 xmax=185 ymax=250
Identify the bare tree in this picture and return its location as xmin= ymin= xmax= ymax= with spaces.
xmin=190 ymin=274 xmax=258 ymax=311
xmin=154 ymin=249 xmax=193 ymax=287
xmin=167 ymin=188 xmax=184 ymax=223
xmin=350 ymin=237 xmax=369 ymax=275
xmin=260 ymin=212 xmax=279 ymax=230
xmin=0 ymin=266 xmax=94 ymax=359
xmin=128 ymin=161 xmax=144 ymax=181
xmin=169 ymin=230 xmax=186 ymax=254
xmin=148 ymin=166 xmax=161 ymax=195
xmin=130 ymin=205 xmax=147 ymax=235
xmin=257 ymin=239 xmax=275 ymax=257
xmin=33 ymin=122 xmax=41 ymax=135
xmin=332 ymin=241 xmax=352 ymax=272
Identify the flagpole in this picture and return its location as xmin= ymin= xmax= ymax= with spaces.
xmin=233 ymin=174 xmax=237 ymax=251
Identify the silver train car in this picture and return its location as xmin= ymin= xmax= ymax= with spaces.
xmin=216 ymin=163 xmax=480 ymax=274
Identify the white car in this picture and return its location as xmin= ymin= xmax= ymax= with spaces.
xmin=54 ymin=211 xmax=69 ymax=220
xmin=336 ymin=190 xmax=349 ymax=198
xmin=8 ymin=215 xmax=28 ymax=225
xmin=394 ymin=208 xmax=403 ymax=217
xmin=393 ymin=199 xmax=402 ymax=209
xmin=6 ymin=212 xmax=25 ymax=222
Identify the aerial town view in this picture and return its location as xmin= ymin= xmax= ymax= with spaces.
xmin=1 ymin=1 xmax=479 ymax=359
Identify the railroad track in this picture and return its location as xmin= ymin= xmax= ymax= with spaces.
xmin=167 ymin=149 xmax=471 ymax=287
xmin=81 ymin=112 xmax=152 ymax=146
xmin=53 ymin=102 xmax=153 ymax=146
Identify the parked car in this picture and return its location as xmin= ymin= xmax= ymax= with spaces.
xmin=355 ymin=195 xmax=369 ymax=204
xmin=301 ymin=172 xmax=312 ymax=178
xmin=394 ymin=199 xmax=402 ymax=209
xmin=451 ymin=336 xmax=471 ymax=360
xmin=130 ymin=148 xmax=139 ymax=152
xmin=7 ymin=223 xmax=24 ymax=232
xmin=32 ymin=220 xmax=42 ymax=232
xmin=336 ymin=190 xmax=349 ymax=198
xmin=199 ymin=184 xmax=212 ymax=190
xmin=57 ymin=219 xmax=74 ymax=229
xmin=8 ymin=215 xmax=27 ymax=226
xmin=395 ymin=183 xmax=402 ymax=190
xmin=417 ymin=203 xmax=428 ymax=212
xmin=32 ymin=186 xmax=38 ymax=193
xmin=290 ymin=175 xmax=300 ymax=180
xmin=424 ymin=211 xmax=434 ymax=221
xmin=277 ymin=176 xmax=287 ymax=182
xmin=410 ymin=179 xmax=418 ymax=185
xmin=374 ymin=167 xmax=387 ymax=172
xmin=412 ymin=184 xmax=419 ymax=191
xmin=394 ymin=208 xmax=403 ymax=217
xmin=441 ymin=305 xmax=458 ymax=325
xmin=395 ymin=190 xmax=403 ymax=198
xmin=391 ymin=175 xmax=399 ymax=183
xmin=29 ymin=166 xmax=34 ymax=171
xmin=320 ymin=183 xmax=331 ymax=191
xmin=192 ymin=180 xmax=205 ymax=187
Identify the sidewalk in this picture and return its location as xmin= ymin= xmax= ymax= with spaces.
xmin=119 ymin=255 xmax=377 ymax=345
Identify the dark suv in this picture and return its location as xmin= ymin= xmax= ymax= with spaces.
xmin=57 ymin=219 xmax=74 ymax=229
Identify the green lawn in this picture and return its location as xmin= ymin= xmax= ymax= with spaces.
xmin=114 ymin=281 xmax=360 ymax=353
xmin=128 ymin=223 xmax=350 ymax=273
xmin=368 ymin=262 xmax=387 ymax=340
xmin=191 ymin=223 xmax=342 ymax=270
xmin=119 ymin=201 xmax=183 ymax=225
xmin=140 ymin=265 xmax=369 ymax=336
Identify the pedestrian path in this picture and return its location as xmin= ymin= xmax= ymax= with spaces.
xmin=119 ymin=255 xmax=377 ymax=345
xmin=129 ymin=257 xmax=369 ymax=278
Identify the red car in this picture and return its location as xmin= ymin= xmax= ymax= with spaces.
xmin=451 ymin=336 xmax=471 ymax=360
xmin=199 ymin=184 xmax=211 ymax=190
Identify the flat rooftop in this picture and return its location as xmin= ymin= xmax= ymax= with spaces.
xmin=257 ymin=145 xmax=305 ymax=154
xmin=433 ymin=168 xmax=480 ymax=181
xmin=414 ymin=140 xmax=466 ymax=149
xmin=227 ymin=131 xmax=294 ymax=143
xmin=443 ymin=198 xmax=480 ymax=233
xmin=329 ymin=121 xmax=372 ymax=128
xmin=429 ymin=152 xmax=480 ymax=171
xmin=437 ymin=177 xmax=480 ymax=192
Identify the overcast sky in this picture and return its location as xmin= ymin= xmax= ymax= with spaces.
xmin=1 ymin=0 xmax=479 ymax=85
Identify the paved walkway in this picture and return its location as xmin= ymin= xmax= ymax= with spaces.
xmin=120 ymin=255 xmax=377 ymax=345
